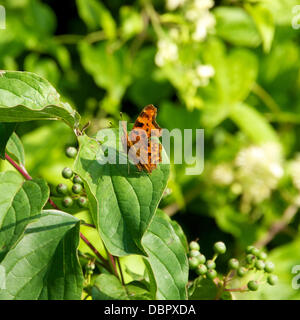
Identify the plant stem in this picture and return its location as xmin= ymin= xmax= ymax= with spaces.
xmin=4 ymin=152 xmax=110 ymax=272
xmin=252 ymin=83 xmax=280 ymax=113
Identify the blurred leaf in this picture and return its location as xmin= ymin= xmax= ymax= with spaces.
xmin=76 ymin=0 xmax=116 ymax=38
xmin=214 ymin=7 xmax=261 ymax=47
xmin=0 ymin=71 xmax=80 ymax=128
xmin=246 ymin=4 xmax=275 ymax=53
xmin=0 ymin=122 xmax=16 ymax=159
xmin=120 ymin=6 xmax=144 ymax=40
xmin=0 ymin=171 xmax=49 ymax=261
xmin=79 ymin=41 xmax=131 ymax=113
xmin=6 ymin=132 xmax=25 ymax=165
xmin=142 ymin=210 xmax=189 ymax=300
xmin=75 ymin=132 xmax=170 ymax=256
xmin=230 ymin=103 xmax=279 ymax=144
xmin=0 ymin=210 xmax=83 ymax=300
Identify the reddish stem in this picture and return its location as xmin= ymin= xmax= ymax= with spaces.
xmin=5 ymin=153 xmax=32 ymax=180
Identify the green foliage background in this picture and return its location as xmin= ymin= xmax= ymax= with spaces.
xmin=1 ymin=0 xmax=300 ymax=299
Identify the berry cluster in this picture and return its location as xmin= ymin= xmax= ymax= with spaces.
xmin=55 ymin=147 xmax=88 ymax=209
xmin=188 ymin=241 xmax=278 ymax=294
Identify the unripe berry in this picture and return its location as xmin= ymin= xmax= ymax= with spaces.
xmin=246 ymin=254 xmax=256 ymax=264
xmin=258 ymin=251 xmax=267 ymax=261
xmin=196 ymin=264 xmax=207 ymax=276
xmin=197 ymin=254 xmax=206 ymax=265
xmin=189 ymin=241 xmax=200 ymax=251
xmin=264 ymin=261 xmax=275 ymax=273
xmin=251 ymin=247 xmax=260 ymax=257
xmin=228 ymin=258 xmax=239 ymax=270
xmin=237 ymin=267 xmax=247 ymax=277
xmin=207 ymin=269 xmax=217 ymax=279
xmin=189 ymin=250 xmax=200 ymax=258
xmin=78 ymin=196 xmax=88 ymax=208
xmin=213 ymin=241 xmax=226 ymax=254
xmin=56 ymin=183 xmax=68 ymax=195
xmin=255 ymin=260 xmax=265 ymax=270
xmin=73 ymin=175 xmax=83 ymax=185
xmin=62 ymin=196 xmax=73 ymax=208
xmin=189 ymin=257 xmax=199 ymax=269
xmin=66 ymin=146 xmax=78 ymax=158
xmin=246 ymin=245 xmax=255 ymax=254
xmin=247 ymin=280 xmax=259 ymax=291
xmin=62 ymin=167 xmax=73 ymax=179
xmin=206 ymin=260 xmax=216 ymax=269
xmin=267 ymin=274 xmax=278 ymax=286
xmin=72 ymin=183 xmax=83 ymax=194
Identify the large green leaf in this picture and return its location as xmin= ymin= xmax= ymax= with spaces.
xmin=75 ymin=132 xmax=170 ymax=256
xmin=142 ymin=210 xmax=189 ymax=300
xmin=0 ymin=71 xmax=80 ymax=128
xmin=0 ymin=210 xmax=83 ymax=300
xmin=188 ymin=277 xmax=218 ymax=300
xmin=0 ymin=122 xmax=16 ymax=159
xmin=0 ymin=171 xmax=49 ymax=261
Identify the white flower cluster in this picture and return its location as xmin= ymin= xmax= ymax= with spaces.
xmin=235 ymin=143 xmax=284 ymax=204
xmin=212 ymin=163 xmax=234 ymax=186
xmin=155 ymin=38 xmax=179 ymax=67
xmin=166 ymin=0 xmax=187 ymax=11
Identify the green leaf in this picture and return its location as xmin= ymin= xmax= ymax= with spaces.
xmin=120 ymin=6 xmax=144 ymax=40
xmin=74 ymin=132 xmax=170 ymax=256
xmin=92 ymin=274 xmax=152 ymax=300
xmin=246 ymin=4 xmax=275 ymax=53
xmin=229 ymin=103 xmax=279 ymax=144
xmin=214 ymin=7 xmax=261 ymax=47
xmin=0 ymin=71 xmax=80 ymax=128
xmin=79 ymin=41 xmax=131 ymax=113
xmin=0 ymin=210 xmax=83 ymax=300
xmin=76 ymin=0 xmax=117 ymax=38
xmin=5 ymin=132 xmax=25 ymax=165
xmin=0 ymin=171 xmax=49 ymax=261
xmin=188 ymin=277 xmax=218 ymax=300
xmin=0 ymin=123 xmax=16 ymax=159
xmin=142 ymin=210 xmax=189 ymax=300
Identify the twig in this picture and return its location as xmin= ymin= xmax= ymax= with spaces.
xmin=255 ymin=202 xmax=299 ymax=248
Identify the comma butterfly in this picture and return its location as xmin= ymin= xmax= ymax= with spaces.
xmin=121 ymin=105 xmax=162 ymax=173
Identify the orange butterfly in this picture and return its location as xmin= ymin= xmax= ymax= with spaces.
xmin=121 ymin=105 xmax=162 ymax=173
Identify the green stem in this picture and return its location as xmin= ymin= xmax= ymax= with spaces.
xmin=252 ymin=83 xmax=280 ymax=113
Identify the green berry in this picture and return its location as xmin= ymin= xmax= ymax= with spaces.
xmin=258 ymin=251 xmax=267 ymax=260
xmin=228 ymin=258 xmax=239 ymax=270
xmin=56 ymin=183 xmax=68 ymax=195
xmin=213 ymin=241 xmax=226 ymax=254
xmin=251 ymin=247 xmax=260 ymax=257
xmin=207 ymin=269 xmax=217 ymax=279
xmin=189 ymin=250 xmax=200 ymax=258
xmin=189 ymin=241 xmax=200 ymax=251
xmin=264 ymin=261 xmax=275 ymax=273
xmin=66 ymin=146 xmax=78 ymax=158
xmin=237 ymin=267 xmax=247 ymax=277
xmin=246 ymin=245 xmax=255 ymax=254
xmin=267 ymin=274 xmax=278 ymax=286
xmin=78 ymin=196 xmax=88 ymax=208
xmin=255 ymin=260 xmax=265 ymax=270
xmin=62 ymin=167 xmax=73 ymax=179
xmin=72 ymin=183 xmax=83 ymax=194
xmin=189 ymin=257 xmax=199 ymax=269
xmin=247 ymin=280 xmax=259 ymax=291
xmin=197 ymin=254 xmax=206 ymax=265
xmin=62 ymin=196 xmax=73 ymax=208
xmin=206 ymin=260 xmax=216 ymax=269
xmin=196 ymin=264 xmax=207 ymax=276
xmin=246 ymin=254 xmax=256 ymax=264
xmin=73 ymin=175 xmax=83 ymax=185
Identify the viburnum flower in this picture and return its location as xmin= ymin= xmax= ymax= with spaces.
xmin=212 ymin=163 xmax=234 ymax=186
xmin=166 ymin=0 xmax=187 ymax=11
xmin=155 ymin=38 xmax=179 ymax=67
